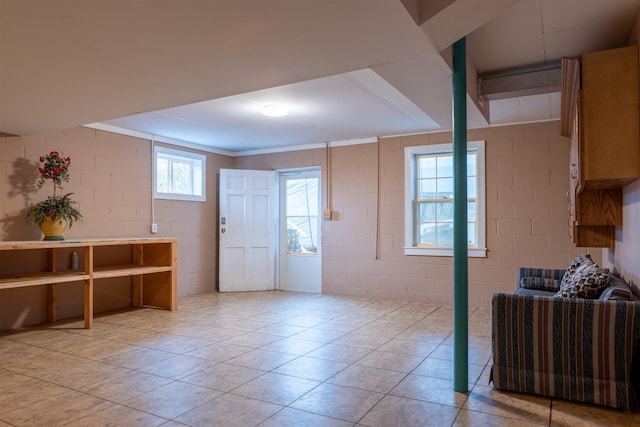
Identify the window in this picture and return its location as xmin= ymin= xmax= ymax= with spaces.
xmin=154 ymin=146 xmax=206 ymax=202
xmin=404 ymin=141 xmax=486 ymax=257
xmin=283 ymin=176 xmax=319 ymax=255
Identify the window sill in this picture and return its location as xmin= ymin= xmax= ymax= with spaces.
xmin=404 ymin=247 xmax=487 ymax=258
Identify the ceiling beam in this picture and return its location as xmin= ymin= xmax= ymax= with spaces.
xmin=478 ymin=65 xmax=562 ymax=101
xmin=416 ymin=0 xmax=520 ymax=52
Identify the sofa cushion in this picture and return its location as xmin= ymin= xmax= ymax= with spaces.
xmin=555 ymin=264 xmax=610 ymax=299
xmin=561 ymin=253 xmax=594 ymax=288
xmin=599 ymin=283 xmax=633 ymax=301
xmin=519 ymin=276 xmax=561 ymax=292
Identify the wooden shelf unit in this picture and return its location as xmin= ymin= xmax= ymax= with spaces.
xmin=0 ymin=237 xmax=177 ymax=329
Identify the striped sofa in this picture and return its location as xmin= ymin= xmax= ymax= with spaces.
xmin=490 ymin=267 xmax=640 ymax=411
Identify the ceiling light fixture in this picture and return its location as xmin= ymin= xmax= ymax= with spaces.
xmin=262 ymin=104 xmax=289 ymax=117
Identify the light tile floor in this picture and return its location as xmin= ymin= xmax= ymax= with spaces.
xmin=1 ymin=291 xmax=639 ymax=426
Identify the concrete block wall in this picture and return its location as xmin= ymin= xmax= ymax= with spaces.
xmin=238 ymin=121 xmax=600 ymax=307
xmin=0 ymin=127 xmax=232 ymax=329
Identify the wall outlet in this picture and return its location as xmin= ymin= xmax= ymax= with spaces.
xmin=151 ymin=223 xmax=158 ymax=234
xmin=322 ymin=209 xmax=332 ymax=220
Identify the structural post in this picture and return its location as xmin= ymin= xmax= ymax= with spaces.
xmin=452 ymin=36 xmax=469 ymax=393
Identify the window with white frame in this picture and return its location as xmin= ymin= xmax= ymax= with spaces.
xmin=404 ymin=141 xmax=486 ymax=257
xmin=154 ymin=146 xmax=206 ymax=202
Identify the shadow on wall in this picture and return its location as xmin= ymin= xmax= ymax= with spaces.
xmin=2 ymin=157 xmax=45 ymax=240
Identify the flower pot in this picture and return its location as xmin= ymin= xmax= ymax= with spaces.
xmin=40 ymin=217 xmax=68 ymax=241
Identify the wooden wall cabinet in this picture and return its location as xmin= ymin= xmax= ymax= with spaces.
xmin=0 ymin=237 xmax=177 ymax=329
xmin=567 ymin=45 xmax=640 ymax=247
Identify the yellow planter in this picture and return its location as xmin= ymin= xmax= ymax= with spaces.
xmin=40 ymin=216 xmax=68 ymax=241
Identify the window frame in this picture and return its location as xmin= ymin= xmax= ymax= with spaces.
xmin=404 ymin=140 xmax=486 ymax=257
xmin=153 ymin=145 xmax=206 ymax=202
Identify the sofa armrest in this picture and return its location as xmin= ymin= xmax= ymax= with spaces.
xmin=491 ymin=292 xmax=640 ymax=410
xmin=517 ymin=267 xmax=565 ymax=292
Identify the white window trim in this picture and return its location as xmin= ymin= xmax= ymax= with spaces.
xmin=404 ymin=140 xmax=487 ymax=258
xmin=153 ymin=146 xmax=206 ymax=202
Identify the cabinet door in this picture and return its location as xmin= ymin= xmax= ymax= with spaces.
xmin=580 ymin=45 xmax=640 ymax=187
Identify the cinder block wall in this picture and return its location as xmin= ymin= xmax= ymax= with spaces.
xmin=0 ymin=127 xmax=232 ymax=329
xmin=237 ymin=121 xmax=598 ymax=306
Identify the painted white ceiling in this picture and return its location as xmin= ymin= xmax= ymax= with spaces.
xmin=2 ymin=0 xmax=639 ymax=153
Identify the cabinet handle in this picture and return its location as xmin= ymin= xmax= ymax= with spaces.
xmin=570 ymin=164 xmax=577 ymax=179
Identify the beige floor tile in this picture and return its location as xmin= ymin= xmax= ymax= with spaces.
xmin=184 ymin=341 xmax=253 ymax=362
xmin=123 ymin=381 xmax=222 ymax=419
xmin=255 ymin=323 xmax=307 ymax=337
xmin=0 ymin=371 xmax=69 ymax=415
xmin=0 ymin=389 xmax=113 ymax=427
xmin=549 ymin=399 xmax=640 ymax=427
xmin=464 ymin=384 xmax=551 ymax=425
xmin=63 ymin=403 xmax=168 ymax=427
xmin=137 ymin=354 xmax=217 ymax=379
xmin=64 ymin=338 xmax=134 ymax=360
xmin=272 ymin=355 xmax=349 ymax=381
xmin=355 ymin=323 xmax=406 ymax=339
xmin=222 ymin=331 xmax=283 ymax=348
xmin=3 ymin=291 xmax=636 ymax=426
xmin=260 ymin=407 xmax=353 ymax=427
xmin=390 ymin=373 xmax=469 ymax=407
xmin=260 ymin=336 xmax=325 ymax=355
xmin=332 ymin=332 xmax=391 ymax=350
xmin=39 ymin=358 xmax=127 ymax=389
xmin=355 ymin=349 xmax=424 ymax=372
xmin=453 ymin=408 xmax=547 ymax=426
xmin=225 ymin=348 xmax=299 ymax=370
xmin=378 ymin=337 xmax=439 ymax=357
xmin=359 ymin=395 xmax=460 ymax=427
xmin=305 ymin=342 xmax=372 ymax=364
xmin=328 ymin=364 xmax=406 ymax=393
xmin=289 ymin=327 xmax=349 ymax=343
xmin=181 ymin=362 xmax=265 ymax=392
xmin=396 ymin=329 xmax=451 ymax=344
xmin=290 ymin=382 xmax=384 ymax=422
xmin=76 ymin=369 xmax=173 ymax=403
xmin=96 ymin=345 xmax=173 ymax=369
xmin=413 ymin=356 xmax=485 ymax=383
xmin=174 ymin=392 xmax=282 ymax=427
xmin=145 ymin=334 xmax=212 ymax=354
xmin=232 ymin=371 xmax=321 ymax=405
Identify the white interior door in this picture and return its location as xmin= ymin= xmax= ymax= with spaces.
xmin=278 ymin=169 xmax=322 ymax=293
xmin=219 ymin=169 xmax=275 ymax=292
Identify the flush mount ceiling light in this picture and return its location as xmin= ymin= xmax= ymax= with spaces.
xmin=262 ymin=104 xmax=289 ymax=117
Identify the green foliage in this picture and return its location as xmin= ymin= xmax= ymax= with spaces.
xmin=30 ymin=193 xmax=82 ymax=228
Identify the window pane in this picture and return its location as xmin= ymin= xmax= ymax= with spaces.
xmin=418 ymin=179 xmax=436 ymax=199
xmin=437 ymin=177 xmax=453 ymax=199
xmin=468 ymin=222 xmax=477 ymax=245
xmin=285 ymin=177 xmax=319 ymax=255
xmin=467 ymin=177 xmax=477 ymax=198
xmin=156 ymin=158 xmax=169 ymax=193
xmin=467 ymin=153 xmax=477 ymax=176
xmin=436 ymin=201 xmax=454 ymax=222
xmin=437 ymin=223 xmax=453 ymax=244
xmin=418 ymin=202 xmax=435 ymax=221
xmin=418 ymin=223 xmax=436 ymax=244
xmin=286 ymin=179 xmax=318 ymax=215
xmin=287 ymin=216 xmax=318 ymax=253
xmin=171 ymin=161 xmax=192 ymax=194
xmin=417 ymin=156 xmax=436 ymax=179
xmin=467 ymin=200 xmax=476 ymax=222
xmin=437 ymin=156 xmax=453 ymax=177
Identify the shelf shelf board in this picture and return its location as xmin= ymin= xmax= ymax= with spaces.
xmin=92 ymin=264 xmax=173 ymax=279
xmin=0 ymin=271 xmax=90 ymax=290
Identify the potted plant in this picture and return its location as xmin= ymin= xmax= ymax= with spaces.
xmin=29 ymin=151 xmax=82 ymax=240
